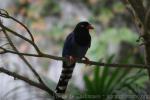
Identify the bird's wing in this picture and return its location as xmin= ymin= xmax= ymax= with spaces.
xmin=62 ymin=33 xmax=75 ymax=57
xmin=62 ymin=32 xmax=90 ymax=58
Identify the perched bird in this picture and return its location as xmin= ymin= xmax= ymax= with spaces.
xmin=55 ymin=21 xmax=94 ymax=94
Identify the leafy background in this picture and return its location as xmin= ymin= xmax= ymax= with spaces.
xmin=0 ymin=0 xmax=149 ymax=100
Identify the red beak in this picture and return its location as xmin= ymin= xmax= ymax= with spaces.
xmin=86 ymin=24 xmax=94 ymax=30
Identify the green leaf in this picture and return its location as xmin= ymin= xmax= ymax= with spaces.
xmin=100 ymin=55 xmax=114 ymax=94
xmin=84 ymin=75 xmax=94 ymax=94
xmin=93 ymin=67 xmax=101 ymax=93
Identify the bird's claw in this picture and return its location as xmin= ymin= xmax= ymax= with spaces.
xmin=69 ymin=56 xmax=76 ymax=63
xmin=66 ymin=56 xmax=76 ymax=65
xmin=83 ymin=56 xmax=90 ymax=65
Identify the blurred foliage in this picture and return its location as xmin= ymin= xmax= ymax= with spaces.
xmin=40 ymin=0 xmax=60 ymax=17
xmin=49 ymin=24 xmax=64 ymax=38
xmin=13 ymin=0 xmax=60 ymax=17
xmin=80 ymin=56 xmax=148 ymax=100
xmin=82 ymin=0 xmax=128 ymax=27
xmin=89 ymin=27 xmax=139 ymax=61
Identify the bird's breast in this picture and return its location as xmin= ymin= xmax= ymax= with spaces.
xmin=72 ymin=43 xmax=88 ymax=58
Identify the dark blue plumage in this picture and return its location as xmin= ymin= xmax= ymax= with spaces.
xmin=55 ymin=21 xmax=93 ymax=94
xmin=62 ymin=32 xmax=90 ymax=58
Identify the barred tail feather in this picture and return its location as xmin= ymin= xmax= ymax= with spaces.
xmin=55 ymin=62 xmax=75 ymax=94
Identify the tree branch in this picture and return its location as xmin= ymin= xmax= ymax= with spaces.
xmin=0 ymin=24 xmax=44 ymax=83
xmin=127 ymin=0 xmax=146 ymax=24
xmin=145 ymin=7 xmax=150 ymax=32
xmin=1 ymin=24 xmax=60 ymax=98
xmin=0 ymin=9 xmax=34 ymax=42
xmin=0 ymin=67 xmax=63 ymax=100
xmin=2 ymin=25 xmax=41 ymax=54
xmin=0 ymin=47 xmax=148 ymax=69
xmin=126 ymin=0 xmax=150 ymax=79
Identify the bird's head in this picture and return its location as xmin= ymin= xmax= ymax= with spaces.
xmin=74 ymin=21 xmax=94 ymax=33
xmin=73 ymin=21 xmax=93 ymax=46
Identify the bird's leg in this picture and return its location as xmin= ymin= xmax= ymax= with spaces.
xmin=83 ymin=56 xmax=90 ymax=65
xmin=66 ymin=56 xmax=76 ymax=65
xmin=69 ymin=56 xmax=76 ymax=63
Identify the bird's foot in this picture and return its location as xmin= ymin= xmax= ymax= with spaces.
xmin=83 ymin=56 xmax=90 ymax=65
xmin=66 ymin=56 xmax=76 ymax=65
xmin=69 ymin=56 xmax=76 ymax=63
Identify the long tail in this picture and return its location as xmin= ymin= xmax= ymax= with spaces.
xmin=55 ymin=62 xmax=75 ymax=94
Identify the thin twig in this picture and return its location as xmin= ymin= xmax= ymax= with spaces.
xmin=0 ymin=22 xmax=63 ymax=99
xmin=0 ymin=11 xmax=63 ymax=99
xmin=0 ymin=24 xmax=45 ymax=86
xmin=0 ymin=67 xmax=63 ymax=100
xmin=0 ymin=9 xmax=34 ymax=42
xmin=0 ymin=43 xmax=9 ymax=47
xmin=0 ymin=26 xmax=62 ymax=99
xmin=2 ymin=25 xmax=41 ymax=54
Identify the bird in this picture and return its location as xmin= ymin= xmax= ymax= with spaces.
xmin=55 ymin=21 xmax=94 ymax=94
